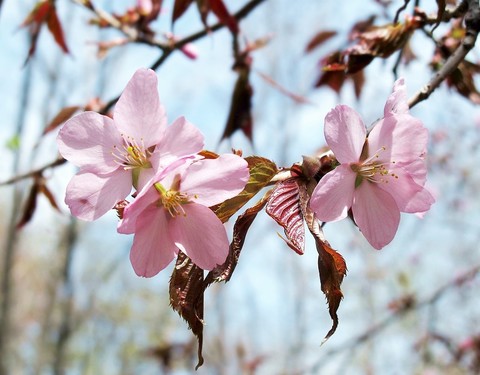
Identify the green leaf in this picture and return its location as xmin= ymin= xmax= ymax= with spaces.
xmin=212 ymin=156 xmax=277 ymax=223
xmin=5 ymin=135 xmax=20 ymax=151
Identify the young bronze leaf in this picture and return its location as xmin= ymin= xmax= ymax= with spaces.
xmin=39 ymin=183 xmax=61 ymax=211
xmin=21 ymin=0 xmax=52 ymax=62
xmin=316 ymin=238 xmax=347 ymax=342
xmin=45 ymin=3 xmax=69 ymax=54
xmin=43 ymin=106 xmax=80 ymax=135
xmin=172 ymin=0 xmax=194 ymax=25
xmin=305 ymin=30 xmax=337 ymax=53
xmin=169 ymin=253 xmax=205 ymax=369
xmin=346 ymin=19 xmax=420 ymax=73
xmin=212 ymin=156 xmax=277 ymax=223
xmin=21 ymin=0 xmax=69 ymax=62
xmin=299 ymin=186 xmax=347 ymax=342
xmin=208 ymin=0 xmax=239 ymax=34
xmin=265 ymin=178 xmax=305 ymax=255
xmin=17 ymin=177 xmax=41 ymax=229
xmin=206 ymin=191 xmax=271 ymax=285
xmin=219 ymin=66 xmax=253 ymax=143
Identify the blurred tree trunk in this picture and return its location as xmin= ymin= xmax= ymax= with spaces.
xmin=0 ymin=58 xmax=33 ymax=375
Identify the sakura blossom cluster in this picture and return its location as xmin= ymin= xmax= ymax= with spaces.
xmin=309 ymin=78 xmax=435 ymax=249
xmin=57 ymin=68 xmax=249 ymax=277
xmin=57 ymin=68 xmax=434 ymax=279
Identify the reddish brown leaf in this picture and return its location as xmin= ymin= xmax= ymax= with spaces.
xmin=45 ymin=4 xmax=69 ymax=54
xmin=316 ymin=238 xmax=347 ymax=341
xmin=305 ymin=30 xmax=337 ymax=53
xmin=169 ymin=253 xmax=205 ymax=369
xmin=43 ymin=105 xmax=80 ymax=135
xmin=220 ymin=65 xmax=253 ymax=143
xmin=299 ymin=185 xmax=347 ymax=342
xmin=346 ymin=19 xmax=420 ymax=73
xmin=206 ymin=191 xmax=271 ymax=285
xmin=172 ymin=0 xmax=194 ymax=24
xmin=208 ymin=0 xmax=238 ymax=34
xmin=266 ymin=178 xmax=305 ymax=255
xmin=348 ymin=15 xmax=377 ymax=41
xmin=315 ymin=70 xmax=346 ymax=94
xmin=447 ymin=62 xmax=480 ymax=104
xmin=17 ymin=177 xmax=41 ymax=229
xmin=21 ymin=0 xmax=51 ymax=27
xmin=351 ymin=70 xmax=365 ymax=99
xmin=39 ymin=183 xmax=61 ymax=211
xmin=21 ymin=0 xmax=69 ymax=62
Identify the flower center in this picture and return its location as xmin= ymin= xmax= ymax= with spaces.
xmin=351 ymin=146 xmax=398 ymax=187
xmin=154 ymin=182 xmax=191 ymax=217
xmin=111 ymin=135 xmax=152 ymax=170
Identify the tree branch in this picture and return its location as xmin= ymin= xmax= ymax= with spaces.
xmin=101 ymin=0 xmax=268 ymax=114
xmin=0 ymin=157 xmax=66 ymax=186
xmin=408 ymin=0 xmax=480 ymax=108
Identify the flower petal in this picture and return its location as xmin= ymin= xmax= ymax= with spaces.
xmin=150 ymin=116 xmax=204 ymax=171
xmin=377 ymin=166 xmax=435 ymax=213
xmin=180 ymin=154 xmax=249 ymax=207
xmin=114 ymin=68 xmax=167 ymax=146
xmin=324 ymin=105 xmax=366 ymax=164
xmin=118 ymin=184 xmax=160 ymax=234
xmin=352 ymin=182 xmax=400 ymax=249
xmin=368 ymin=113 xmax=428 ymax=166
xmin=384 ymin=78 xmax=409 ymax=116
xmin=129 ymin=206 xmax=178 ymax=277
xmin=309 ymin=164 xmax=356 ymax=222
xmin=170 ymin=203 xmax=229 ymax=270
xmin=65 ymin=169 xmax=132 ymax=221
xmin=57 ymin=112 xmax=121 ymax=174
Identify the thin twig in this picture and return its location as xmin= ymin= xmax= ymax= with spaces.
xmin=307 ymin=263 xmax=480 ymax=373
xmin=408 ymin=0 xmax=479 ymax=108
xmin=394 ymin=0 xmax=411 ymax=24
xmin=101 ymin=0 xmax=268 ymax=114
xmin=0 ymin=157 xmax=66 ymax=186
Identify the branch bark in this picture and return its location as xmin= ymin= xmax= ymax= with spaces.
xmin=408 ymin=0 xmax=480 ymax=108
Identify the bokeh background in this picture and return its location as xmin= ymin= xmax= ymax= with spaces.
xmin=1 ymin=0 xmax=480 ymax=374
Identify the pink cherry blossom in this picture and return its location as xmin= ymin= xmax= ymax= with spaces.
xmin=57 ymin=68 xmax=204 ymax=221
xmin=117 ymin=154 xmax=250 ymax=277
xmin=309 ymin=79 xmax=435 ymax=249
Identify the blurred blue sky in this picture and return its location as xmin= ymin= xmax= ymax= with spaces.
xmin=1 ymin=0 xmax=480 ymax=374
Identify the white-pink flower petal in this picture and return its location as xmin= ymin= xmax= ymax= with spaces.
xmin=352 ymin=182 xmax=400 ymax=249
xmin=117 ymin=185 xmax=160 ymax=234
xmin=65 ymin=170 xmax=132 ymax=221
xmin=57 ymin=112 xmax=121 ymax=174
xmin=309 ymin=164 xmax=357 ymax=222
xmin=384 ymin=78 xmax=409 ymax=116
xmin=180 ymin=154 xmax=249 ymax=207
xmin=130 ymin=207 xmax=178 ymax=277
xmin=377 ymin=166 xmax=435 ymax=213
xmin=170 ymin=203 xmax=229 ymax=270
xmin=324 ymin=105 xmax=366 ymax=164
xmin=151 ymin=116 xmax=204 ymax=171
xmin=114 ymin=68 xmax=167 ymax=146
